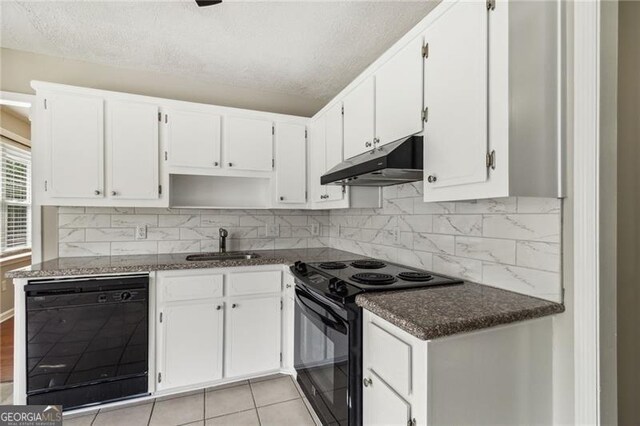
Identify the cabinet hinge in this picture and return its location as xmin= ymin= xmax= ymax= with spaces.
xmin=272 ymin=158 xmax=275 ymax=168
xmin=342 ymin=185 xmax=346 ymax=194
xmin=158 ymin=372 xmax=162 ymax=383
xmin=158 ymin=112 xmax=162 ymax=122
xmin=280 ymin=300 xmax=283 ymax=310
xmin=280 ymin=352 xmax=283 ymax=362
xmin=422 ymin=43 xmax=429 ymax=58
xmin=341 ymin=105 xmax=344 ymax=115
xmin=305 ymin=129 xmax=308 ymax=139
xmin=272 ymin=125 xmax=275 ymax=135
xmin=158 ymin=185 xmax=162 ymax=195
xmin=422 ymin=107 xmax=428 ymax=122
xmin=407 ymin=419 xmax=416 ymax=426
xmin=44 ymin=99 xmax=47 ymax=109
xmin=44 ymin=180 xmax=48 ymax=192
xmin=487 ymin=0 xmax=495 ymax=10
xmin=164 ymin=114 xmax=168 ymax=124
xmin=305 ymin=191 xmax=308 ymax=200
xmin=164 ymin=151 xmax=168 ymax=161
xmin=486 ymin=150 xmax=496 ymax=170
xmin=159 ymin=312 xmax=163 ymax=323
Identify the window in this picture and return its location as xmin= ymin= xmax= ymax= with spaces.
xmin=0 ymin=136 xmax=31 ymax=255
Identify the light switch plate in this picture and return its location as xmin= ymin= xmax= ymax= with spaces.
xmin=136 ymin=225 xmax=147 ymax=240
xmin=266 ymin=224 xmax=280 ymax=237
xmin=310 ymin=223 xmax=320 ymax=236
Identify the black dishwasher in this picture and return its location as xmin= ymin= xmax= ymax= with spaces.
xmin=25 ymin=275 xmax=149 ymax=410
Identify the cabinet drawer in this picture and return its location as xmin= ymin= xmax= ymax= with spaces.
xmin=227 ymin=270 xmax=281 ymax=296
xmin=161 ymin=274 xmax=223 ymax=302
xmin=369 ymin=322 xmax=412 ymax=396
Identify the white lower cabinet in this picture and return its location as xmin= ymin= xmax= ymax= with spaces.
xmin=156 ymin=267 xmax=283 ymax=394
xmin=363 ymin=310 xmax=555 ymax=425
xmin=225 ymin=295 xmax=282 ymax=377
xmin=363 ymin=371 xmax=412 ymax=426
xmin=159 ymin=300 xmax=224 ymax=390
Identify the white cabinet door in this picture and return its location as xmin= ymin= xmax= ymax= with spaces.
xmin=46 ymin=93 xmax=104 ymax=198
xmin=309 ymin=116 xmax=327 ymax=202
xmin=363 ymin=372 xmax=411 ymax=426
xmin=324 ymin=102 xmax=345 ymax=202
xmin=224 ymin=116 xmax=273 ymax=172
xmin=159 ymin=300 xmax=223 ymax=390
xmin=167 ymin=109 xmax=221 ymax=169
xmin=343 ymin=76 xmax=375 ymax=160
xmin=275 ymin=123 xmax=306 ymax=204
xmin=108 ymin=101 xmax=159 ymax=200
xmin=375 ymin=36 xmax=424 ymax=146
xmin=225 ymin=295 xmax=281 ymax=377
xmin=423 ymin=0 xmax=488 ymax=189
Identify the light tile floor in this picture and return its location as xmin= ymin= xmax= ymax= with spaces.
xmin=62 ymin=374 xmax=321 ymax=426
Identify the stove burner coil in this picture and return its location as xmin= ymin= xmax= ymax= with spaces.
xmin=397 ymin=272 xmax=434 ymax=282
xmin=350 ymin=260 xmax=386 ymax=270
xmin=350 ymin=273 xmax=396 ymax=285
xmin=318 ymin=262 xmax=348 ymax=270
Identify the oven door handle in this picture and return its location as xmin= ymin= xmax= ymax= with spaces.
xmin=295 ymin=289 xmax=347 ymax=334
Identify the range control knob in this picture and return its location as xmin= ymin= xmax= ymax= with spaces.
xmin=328 ymin=278 xmax=348 ymax=294
xmin=294 ymin=261 xmax=308 ymax=275
xmin=120 ymin=291 xmax=132 ymax=301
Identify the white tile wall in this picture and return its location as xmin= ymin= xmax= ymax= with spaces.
xmin=329 ymin=183 xmax=563 ymax=302
xmin=57 ymin=207 xmax=331 ymax=258
xmin=56 ymin=183 xmax=562 ymax=302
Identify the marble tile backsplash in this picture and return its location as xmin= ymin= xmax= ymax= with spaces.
xmin=329 ymin=183 xmax=563 ymax=302
xmin=56 ymin=182 xmax=562 ymax=302
xmin=58 ymin=207 xmax=331 ymax=257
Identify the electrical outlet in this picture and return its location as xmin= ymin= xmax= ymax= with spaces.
xmin=310 ymin=223 xmax=320 ymax=236
xmin=393 ymin=226 xmax=401 ymax=244
xmin=266 ymin=224 xmax=280 ymax=237
xmin=136 ymin=225 xmax=147 ymax=240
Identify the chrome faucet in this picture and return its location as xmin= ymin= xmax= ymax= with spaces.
xmin=219 ymin=228 xmax=228 ymax=253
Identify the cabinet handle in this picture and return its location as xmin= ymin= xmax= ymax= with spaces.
xmin=280 ymin=196 xmax=284 ymax=201
xmin=228 ymin=162 xmax=233 ymax=167
xmin=427 ymin=175 xmax=437 ymax=183
xmin=286 ymin=284 xmax=292 ymax=288
xmin=216 ymin=305 xmax=222 ymax=310
xmin=232 ymin=303 xmax=238 ymax=308
xmin=214 ymin=162 xmax=219 ymax=166
xmin=373 ymin=137 xmax=380 ymax=145
xmin=111 ymin=191 xmax=117 ymax=196
xmin=365 ymin=141 xmax=372 ymax=147
xmin=363 ymin=378 xmax=372 ymax=387
xmin=94 ymin=190 xmax=101 ymax=196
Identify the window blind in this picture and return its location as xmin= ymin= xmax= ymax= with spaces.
xmin=0 ymin=136 xmax=31 ymax=255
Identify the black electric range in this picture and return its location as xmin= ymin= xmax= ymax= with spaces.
xmin=290 ymin=258 xmax=462 ymax=426
xmin=293 ymin=259 xmax=463 ymax=304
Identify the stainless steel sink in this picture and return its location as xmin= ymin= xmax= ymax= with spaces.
xmin=185 ymin=252 xmax=261 ymax=261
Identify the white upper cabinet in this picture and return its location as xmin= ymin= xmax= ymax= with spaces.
xmin=167 ymin=108 xmax=221 ymax=170
xmin=324 ymin=102 xmax=346 ymax=201
xmin=308 ymin=116 xmax=327 ymax=203
xmin=375 ymin=36 xmax=425 ymax=146
xmin=275 ymin=122 xmax=306 ymax=204
xmin=423 ymin=0 xmax=488 ymax=191
xmin=224 ymin=116 xmax=274 ymax=172
xmin=107 ymin=101 xmax=159 ymax=200
xmin=343 ymin=76 xmax=375 ymax=160
xmin=45 ymin=93 xmax=104 ymax=198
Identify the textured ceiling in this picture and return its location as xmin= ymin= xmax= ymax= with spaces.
xmin=0 ymin=1 xmax=438 ymax=103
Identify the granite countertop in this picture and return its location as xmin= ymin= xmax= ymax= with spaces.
xmin=7 ymin=248 xmax=564 ymax=341
xmin=356 ymin=282 xmax=564 ymax=340
xmin=4 ymin=247 xmax=365 ymax=279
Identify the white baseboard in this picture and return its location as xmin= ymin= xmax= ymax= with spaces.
xmin=0 ymin=309 xmax=14 ymax=323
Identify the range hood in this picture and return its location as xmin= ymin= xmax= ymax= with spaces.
xmin=321 ymin=135 xmax=423 ymax=187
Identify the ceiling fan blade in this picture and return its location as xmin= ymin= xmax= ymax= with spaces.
xmin=195 ymin=0 xmax=222 ymax=6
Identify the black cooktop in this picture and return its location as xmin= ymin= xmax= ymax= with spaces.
xmin=293 ymin=259 xmax=463 ymax=303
